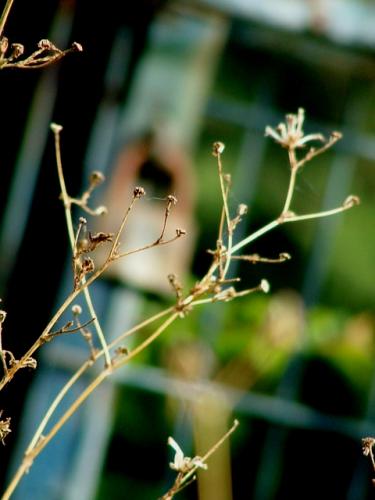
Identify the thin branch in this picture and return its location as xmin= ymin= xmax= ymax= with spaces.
xmin=3 ymin=313 xmax=179 ymax=500
xmin=0 ymin=0 xmax=14 ymax=38
xmin=180 ymin=419 xmax=239 ymax=490
xmin=21 ymin=306 xmax=174 ymax=461
xmin=51 ymin=124 xmax=112 ymax=367
xmin=282 ymin=148 xmax=298 ymax=214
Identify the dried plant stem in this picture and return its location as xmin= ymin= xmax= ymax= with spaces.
xmin=113 ymin=313 xmax=179 ymax=368
xmin=0 ymin=0 xmax=14 ymax=37
xmin=25 ymin=361 xmax=90 ymax=454
xmin=0 ymin=219 xmax=180 ymax=391
xmin=108 ymin=196 xmax=138 ymax=260
xmin=115 ymin=233 xmax=183 ymax=260
xmin=23 ymin=306 xmax=174 ymax=456
xmin=231 ymin=220 xmax=279 ymax=255
xmin=52 ymin=126 xmax=112 ymax=368
xmin=3 ymin=110 xmax=359 ymax=499
xmin=162 ymin=419 xmax=239 ymax=499
xmin=182 ymin=419 xmax=239 ymax=489
xmin=3 ymin=313 xmax=179 ymax=500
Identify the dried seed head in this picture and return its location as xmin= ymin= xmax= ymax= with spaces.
xmin=72 ymin=304 xmax=82 ymax=315
xmin=50 ymin=122 xmax=63 ymax=134
xmin=89 ymin=171 xmax=105 ymax=186
xmin=79 ymin=217 xmax=87 ymax=225
xmin=362 ymin=437 xmax=375 ymax=456
xmin=0 ymin=36 xmax=9 ymax=56
xmin=280 ymin=252 xmax=291 ymax=261
xmin=212 ymin=141 xmax=225 ymax=156
xmin=82 ymin=257 xmax=95 ymax=274
xmin=330 ymin=131 xmax=342 ymax=141
xmin=167 ymin=195 xmax=178 ymax=205
xmin=71 ymin=42 xmax=83 ymax=52
xmin=38 ymin=39 xmax=55 ymax=50
xmin=343 ymin=195 xmax=360 ymax=208
xmin=93 ymin=205 xmax=108 ymax=216
xmin=10 ymin=43 xmax=24 ymax=59
xmin=260 ymin=279 xmax=270 ymax=294
xmin=133 ymin=186 xmax=146 ymax=198
xmin=237 ymin=204 xmax=248 ymax=216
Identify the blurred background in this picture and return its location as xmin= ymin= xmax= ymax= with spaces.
xmin=1 ymin=0 xmax=375 ymax=498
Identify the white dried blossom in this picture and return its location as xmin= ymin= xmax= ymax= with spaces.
xmin=168 ymin=437 xmax=208 ymax=473
xmin=265 ymin=108 xmax=325 ymax=150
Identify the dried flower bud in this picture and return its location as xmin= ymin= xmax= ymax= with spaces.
xmin=176 ymin=228 xmax=186 ymax=237
xmin=167 ymin=195 xmax=178 ymax=205
xmin=89 ymin=171 xmax=105 ymax=186
xmin=362 ymin=437 xmax=375 ymax=456
xmin=237 ymin=204 xmax=248 ymax=216
xmin=50 ymin=123 xmax=63 ymax=134
xmin=330 ymin=131 xmax=342 ymax=141
xmin=260 ymin=279 xmax=270 ymax=293
xmin=38 ymin=39 xmax=54 ymax=50
xmin=133 ymin=186 xmax=145 ymax=198
xmin=71 ymin=42 xmax=83 ymax=52
xmin=72 ymin=304 xmax=82 ymax=315
xmin=10 ymin=43 xmax=24 ymax=59
xmin=82 ymin=257 xmax=95 ymax=274
xmin=279 ymin=252 xmax=291 ymax=261
xmin=343 ymin=195 xmax=360 ymax=208
xmin=212 ymin=141 xmax=225 ymax=156
xmin=93 ymin=205 xmax=108 ymax=216
xmin=0 ymin=36 xmax=9 ymax=56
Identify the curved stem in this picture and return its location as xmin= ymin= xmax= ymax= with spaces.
xmin=282 ymin=148 xmax=298 ymax=214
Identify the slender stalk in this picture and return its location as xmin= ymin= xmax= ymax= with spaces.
xmin=25 ymin=361 xmax=91 ymax=453
xmin=0 ymin=0 xmax=14 ymax=37
xmin=179 ymin=419 xmax=239 ymax=489
xmin=108 ymin=196 xmax=138 ymax=260
xmin=282 ymin=148 xmax=298 ymax=214
xmin=21 ymin=306 xmax=174 ymax=466
xmin=230 ymin=220 xmax=279 ymax=255
xmin=52 ymin=126 xmax=112 ymax=367
xmin=284 ymin=204 xmax=352 ymax=223
xmin=113 ymin=313 xmax=178 ymax=368
xmin=217 ymin=153 xmax=232 ymax=277
xmin=3 ymin=313 xmax=178 ymax=499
